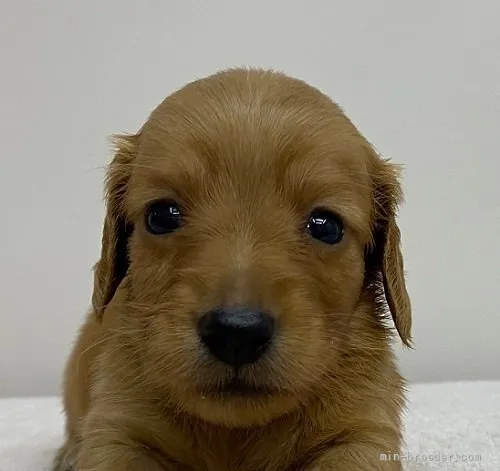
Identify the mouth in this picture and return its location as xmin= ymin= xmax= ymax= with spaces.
xmin=201 ymin=380 xmax=277 ymax=398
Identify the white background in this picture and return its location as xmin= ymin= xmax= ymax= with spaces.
xmin=1 ymin=1 xmax=499 ymax=397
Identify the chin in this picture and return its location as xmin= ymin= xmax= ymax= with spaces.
xmin=178 ymin=383 xmax=301 ymax=427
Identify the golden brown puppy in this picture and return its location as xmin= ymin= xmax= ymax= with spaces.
xmin=53 ymin=68 xmax=412 ymax=471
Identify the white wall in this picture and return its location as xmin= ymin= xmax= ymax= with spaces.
xmin=1 ymin=1 xmax=499 ymax=397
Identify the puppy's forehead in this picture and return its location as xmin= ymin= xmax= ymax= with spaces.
xmin=130 ymin=70 xmax=373 ymax=223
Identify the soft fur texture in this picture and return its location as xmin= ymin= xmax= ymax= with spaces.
xmin=54 ymin=68 xmax=412 ymax=471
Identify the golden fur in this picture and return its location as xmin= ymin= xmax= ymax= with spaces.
xmin=53 ymin=68 xmax=412 ymax=471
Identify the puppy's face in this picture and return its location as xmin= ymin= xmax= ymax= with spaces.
xmin=93 ymin=69 xmax=411 ymax=426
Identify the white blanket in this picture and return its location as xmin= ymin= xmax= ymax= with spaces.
xmin=0 ymin=381 xmax=499 ymax=470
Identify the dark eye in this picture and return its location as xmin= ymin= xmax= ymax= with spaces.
xmin=306 ymin=209 xmax=344 ymax=245
xmin=145 ymin=200 xmax=182 ymax=235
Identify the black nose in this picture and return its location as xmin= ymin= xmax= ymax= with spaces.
xmin=198 ymin=307 xmax=275 ymax=368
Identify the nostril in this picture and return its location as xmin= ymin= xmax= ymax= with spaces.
xmin=198 ymin=307 xmax=275 ymax=368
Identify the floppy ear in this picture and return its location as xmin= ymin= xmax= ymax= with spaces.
xmin=91 ymin=133 xmax=138 ymax=320
xmin=367 ymin=158 xmax=412 ymax=347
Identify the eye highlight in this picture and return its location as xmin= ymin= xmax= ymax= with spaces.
xmin=145 ymin=200 xmax=182 ymax=235
xmin=306 ymin=209 xmax=344 ymax=245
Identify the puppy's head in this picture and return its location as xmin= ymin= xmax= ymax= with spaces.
xmin=92 ymin=69 xmax=411 ymax=426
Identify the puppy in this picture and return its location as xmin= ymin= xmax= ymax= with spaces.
xmin=53 ymin=68 xmax=412 ymax=471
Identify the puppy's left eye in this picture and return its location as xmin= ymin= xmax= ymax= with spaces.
xmin=306 ymin=209 xmax=344 ymax=245
xmin=145 ymin=200 xmax=182 ymax=235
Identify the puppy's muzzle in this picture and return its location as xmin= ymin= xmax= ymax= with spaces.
xmin=198 ymin=307 xmax=274 ymax=369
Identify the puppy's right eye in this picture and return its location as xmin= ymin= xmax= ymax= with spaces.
xmin=145 ymin=200 xmax=182 ymax=235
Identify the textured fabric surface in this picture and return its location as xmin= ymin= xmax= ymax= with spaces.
xmin=0 ymin=381 xmax=498 ymax=470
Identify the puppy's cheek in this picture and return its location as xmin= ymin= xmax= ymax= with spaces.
xmin=131 ymin=278 xmax=199 ymax=387
xmin=274 ymin=331 xmax=329 ymax=393
xmin=144 ymin=312 xmax=201 ymax=389
xmin=270 ymin=290 xmax=331 ymax=391
xmin=279 ymin=247 xmax=366 ymax=380
xmin=129 ymin=262 xmax=174 ymax=300
xmin=321 ymin=246 xmax=366 ymax=311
